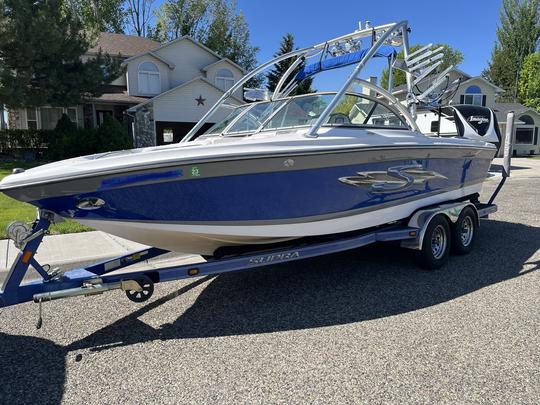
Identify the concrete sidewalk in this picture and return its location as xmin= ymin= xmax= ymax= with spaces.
xmin=0 ymin=231 xmax=200 ymax=277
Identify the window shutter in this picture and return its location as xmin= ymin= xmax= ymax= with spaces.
xmin=534 ymin=127 xmax=538 ymax=145
xmin=459 ymin=95 xmax=464 ymax=104
xmin=482 ymin=95 xmax=486 ymax=106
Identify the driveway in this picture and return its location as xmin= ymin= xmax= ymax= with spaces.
xmin=0 ymin=158 xmax=538 ymax=404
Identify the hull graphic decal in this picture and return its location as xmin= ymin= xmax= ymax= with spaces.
xmin=339 ymin=164 xmax=448 ymax=193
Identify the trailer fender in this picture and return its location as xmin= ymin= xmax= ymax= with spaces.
xmin=401 ymin=202 xmax=478 ymax=250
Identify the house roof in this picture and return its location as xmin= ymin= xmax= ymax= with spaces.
xmin=201 ymin=58 xmax=246 ymax=73
xmin=492 ymin=102 xmax=540 ymax=122
xmin=88 ymin=86 xmax=149 ymax=104
xmin=127 ymin=76 xmax=244 ymax=112
xmin=88 ymin=33 xmax=161 ymax=57
xmin=122 ymin=36 xmax=246 ymax=73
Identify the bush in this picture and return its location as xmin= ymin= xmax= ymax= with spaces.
xmin=0 ymin=128 xmax=49 ymax=152
xmin=48 ymin=114 xmax=132 ymax=160
xmin=96 ymin=115 xmax=132 ymax=152
xmin=2 ymin=114 xmax=132 ymax=160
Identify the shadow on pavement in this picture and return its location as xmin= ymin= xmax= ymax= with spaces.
xmin=70 ymin=219 xmax=539 ymax=348
xmin=1 ymin=219 xmax=538 ymax=404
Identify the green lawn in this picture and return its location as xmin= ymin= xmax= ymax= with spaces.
xmin=0 ymin=162 xmax=92 ymax=239
xmin=529 ymin=155 xmax=540 ymax=160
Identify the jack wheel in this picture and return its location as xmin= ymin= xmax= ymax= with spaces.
xmin=417 ymin=215 xmax=451 ymax=270
xmin=451 ymin=206 xmax=477 ymax=255
xmin=126 ymin=275 xmax=154 ymax=303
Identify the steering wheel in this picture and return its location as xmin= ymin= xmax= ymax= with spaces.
xmin=328 ymin=113 xmax=350 ymax=125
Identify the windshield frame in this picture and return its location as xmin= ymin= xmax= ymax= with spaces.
xmin=201 ymin=91 xmax=410 ymax=137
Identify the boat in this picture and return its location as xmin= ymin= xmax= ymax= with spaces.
xmin=0 ymin=21 xmax=500 ymax=255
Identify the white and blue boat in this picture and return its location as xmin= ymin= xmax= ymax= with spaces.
xmin=0 ymin=21 xmax=500 ymax=255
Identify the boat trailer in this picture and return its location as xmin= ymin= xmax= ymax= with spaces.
xmin=0 ymin=115 xmax=514 ymax=328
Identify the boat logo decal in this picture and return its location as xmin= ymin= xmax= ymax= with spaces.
xmin=100 ymin=169 xmax=183 ymax=189
xmin=77 ymin=197 xmax=106 ymax=210
xmin=249 ymin=251 xmax=300 ymax=264
xmin=283 ymin=159 xmax=295 ymax=168
xmin=467 ymin=115 xmax=489 ymax=124
xmin=339 ymin=164 xmax=447 ymax=193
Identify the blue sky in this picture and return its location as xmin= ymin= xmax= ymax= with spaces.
xmin=235 ymin=0 xmax=502 ymax=90
xmin=152 ymin=1 xmax=503 ymax=90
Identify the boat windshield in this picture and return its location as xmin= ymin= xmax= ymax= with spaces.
xmin=203 ymin=105 xmax=250 ymax=135
xmin=204 ymin=93 xmax=407 ymax=135
xmin=227 ymin=100 xmax=286 ymax=134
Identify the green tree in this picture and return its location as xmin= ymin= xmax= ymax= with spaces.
xmin=153 ymin=0 xmax=260 ymax=85
xmin=0 ymin=0 xmax=124 ymax=108
xmin=204 ymin=0 xmax=258 ymax=74
xmin=152 ymin=0 xmax=211 ymax=41
xmin=381 ymin=44 xmax=464 ymax=90
xmin=518 ymin=52 xmax=540 ymax=110
xmin=484 ymin=0 xmax=540 ymax=101
xmin=65 ymin=0 xmax=127 ymax=33
xmin=266 ymin=33 xmax=314 ymax=96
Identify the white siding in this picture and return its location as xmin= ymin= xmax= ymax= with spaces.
xmin=154 ymin=39 xmax=218 ymax=87
xmin=153 ymin=79 xmax=240 ymax=123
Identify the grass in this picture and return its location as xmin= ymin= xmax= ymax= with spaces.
xmin=0 ymin=161 xmax=92 ymax=239
xmin=528 ymin=155 xmax=540 ymax=160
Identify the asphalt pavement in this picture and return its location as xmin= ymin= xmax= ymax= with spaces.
xmin=0 ymin=158 xmax=538 ymax=404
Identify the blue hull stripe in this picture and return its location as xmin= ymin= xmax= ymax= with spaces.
xmin=33 ymin=157 xmax=491 ymax=222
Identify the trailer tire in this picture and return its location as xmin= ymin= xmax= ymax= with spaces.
xmin=417 ymin=215 xmax=451 ymax=270
xmin=451 ymin=206 xmax=477 ymax=255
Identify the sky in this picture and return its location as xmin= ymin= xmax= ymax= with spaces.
xmin=234 ymin=0 xmax=503 ymax=90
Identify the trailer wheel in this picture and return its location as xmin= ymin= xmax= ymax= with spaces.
xmin=451 ymin=206 xmax=477 ymax=255
xmin=418 ymin=215 xmax=451 ymax=270
xmin=126 ymin=275 xmax=154 ymax=303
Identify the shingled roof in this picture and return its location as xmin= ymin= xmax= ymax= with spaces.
xmin=88 ymin=32 xmax=160 ymax=57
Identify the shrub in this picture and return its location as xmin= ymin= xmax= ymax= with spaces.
xmin=3 ymin=114 xmax=132 ymax=160
xmin=96 ymin=115 xmax=132 ymax=152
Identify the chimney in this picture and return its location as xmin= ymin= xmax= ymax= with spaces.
xmin=362 ymin=76 xmax=378 ymax=97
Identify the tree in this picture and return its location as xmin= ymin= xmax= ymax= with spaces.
xmin=65 ymin=0 xmax=127 ymax=33
xmin=203 ymin=0 xmax=259 ymax=74
xmin=0 ymin=0 xmax=124 ymax=108
xmin=126 ymin=0 xmax=156 ymax=37
xmin=381 ymin=44 xmax=464 ymax=90
xmin=152 ymin=0 xmax=211 ymax=42
xmin=153 ymin=0 xmax=260 ymax=84
xmin=484 ymin=0 xmax=540 ymax=101
xmin=266 ymin=33 xmax=314 ymax=96
xmin=518 ymin=52 xmax=540 ymax=110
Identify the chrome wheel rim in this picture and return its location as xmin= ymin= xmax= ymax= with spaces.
xmin=460 ymin=216 xmax=474 ymax=247
xmin=431 ymin=225 xmax=447 ymax=260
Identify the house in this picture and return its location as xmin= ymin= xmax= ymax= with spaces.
xmin=8 ymin=32 xmax=160 ymax=134
xmin=392 ymin=68 xmax=540 ymax=156
xmin=122 ymin=36 xmax=245 ymax=147
xmin=8 ymin=32 xmax=246 ymax=148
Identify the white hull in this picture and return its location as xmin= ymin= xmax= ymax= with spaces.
xmin=77 ymin=183 xmax=483 ymax=255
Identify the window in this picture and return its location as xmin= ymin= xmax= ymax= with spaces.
xmin=215 ymin=68 xmax=234 ymax=91
xmin=265 ymin=94 xmax=335 ymax=129
xmin=520 ymin=114 xmax=534 ymax=125
xmin=67 ymin=107 xmax=77 ymax=123
xmin=516 ymin=115 xmax=536 ymax=145
xmin=138 ymin=61 xmax=160 ymax=95
xmin=40 ymin=107 xmax=63 ymax=130
xmin=462 ymin=85 xmax=485 ymax=106
xmin=26 ymin=108 xmax=38 ymax=130
xmin=516 ymin=128 xmax=534 ymax=144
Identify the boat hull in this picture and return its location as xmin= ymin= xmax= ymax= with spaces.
xmin=3 ymin=146 xmax=494 ymax=254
